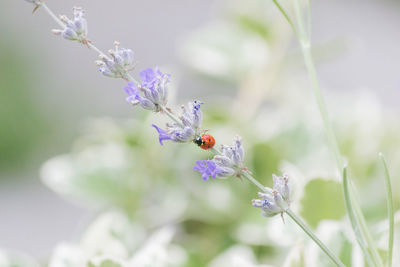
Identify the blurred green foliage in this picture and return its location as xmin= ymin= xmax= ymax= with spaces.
xmin=300 ymin=179 xmax=346 ymax=228
xmin=0 ymin=39 xmax=47 ymax=172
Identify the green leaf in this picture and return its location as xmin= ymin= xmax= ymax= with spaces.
xmin=235 ymin=15 xmax=271 ymax=41
xmin=300 ymin=178 xmax=346 ymax=228
xmin=342 ymin=166 xmax=380 ymax=267
xmin=379 ymin=153 xmax=394 ymax=267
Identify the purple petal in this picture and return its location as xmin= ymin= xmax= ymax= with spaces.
xmin=152 ymin=124 xmax=172 ymax=145
xmin=139 ymin=67 xmax=169 ymax=90
xmin=124 ymin=82 xmax=138 ymax=96
xmin=193 ymin=160 xmax=222 ymax=181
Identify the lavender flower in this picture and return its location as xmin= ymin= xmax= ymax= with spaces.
xmin=193 ymin=136 xmax=245 ymax=180
xmin=193 ymin=160 xmax=235 ymax=180
xmin=52 ymin=7 xmax=88 ymax=43
xmin=123 ymin=67 xmax=170 ymax=112
xmin=252 ymin=174 xmax=291 ymax=217
xmin=151 ymin=100 xmax=204 ymax=144
xmin=96 ymin=41 xmax=135 ymax=79
xmin=139 ymin=67 xmax=170 ymax=107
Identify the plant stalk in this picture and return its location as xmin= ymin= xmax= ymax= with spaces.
xmin=286 ymin=209 xmax=345 ymax=267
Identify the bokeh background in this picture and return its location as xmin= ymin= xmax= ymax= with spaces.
xmin=1 ymin=0 xmax=400 ymax=266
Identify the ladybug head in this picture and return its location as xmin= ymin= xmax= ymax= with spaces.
xmin=194 ymin=136 xmax=203 ymax=146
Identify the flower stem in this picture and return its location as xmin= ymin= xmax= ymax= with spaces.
xmin=159 ymin=105 xmax=185 ymax=128
xmin=292 ymin=0 xmax=343 ymax=172
xmin=285 ymin=209 xmax=345 ymax=267
xmin=40 ymin=2 xmax=120 ymax=69
xmin=40 ymin=3 xmax=64 ymax=28
xmin=241 ymin=171 xmax=268 ymax=193
xmin=300 ymin=46 xmax=343 ymax=172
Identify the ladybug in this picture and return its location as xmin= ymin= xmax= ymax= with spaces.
xmin=194 ymin=134 xmax=215 ymax=150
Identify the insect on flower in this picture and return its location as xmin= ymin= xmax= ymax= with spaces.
xmin=194 ymin=134 xmax=215 ymax=150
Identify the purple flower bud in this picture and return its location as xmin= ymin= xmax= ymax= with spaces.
xmin=139 ymin=67 xmax=169 ymax=106
xmin=252 ymin=174 xmax=291 ymax=217
xmin=170 ymin=127 xmax=195 ymax=142
xmin=123 ymin=82 xmax=157 ymax=111
xmin=62 ymin=28 xmax=78 ymax=40
xmin=124 ymin=82 xmax=140 ymax=104
xmin=232 ymin=136 xmax=244 ymax=165
xmin=99 ymin=43 xmax=135 ymax=79
xmin=180 ymin=101 xmax=203 ymax=131
xmin=273 ymin=174 xmax=291 ymax=201
xmin=56 ymin=7 xmax=88 ymax=43
xmin=273 ymin=190 xmax=288 ymax=211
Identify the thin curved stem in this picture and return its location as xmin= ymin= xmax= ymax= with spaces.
xmin=40 ymin=3 xmax=114 ymax=64
xmin=40 ymin=3 xmax=64 ymax=28
xmin=241 ymin=171 xmax=268 ymax=192
xmin=159 ymin=105 xmax=184 ymax=128
xmin=286 ymin=209 xmax=346 ymax=267
xmin=293 ymin=0 xmax=343 ymax=171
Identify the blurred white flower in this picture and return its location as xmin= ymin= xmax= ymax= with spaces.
xmin=207 ymin=245 xmax=274 ymax=267
xmin=129 ymin=227 xmax=186 ymax=267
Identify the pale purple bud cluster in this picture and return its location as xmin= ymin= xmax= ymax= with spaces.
xmin=152 ymin=101 xmax=203 ymax=144
xmin=193 ymin=136 xmax=245 ymax=180
xmin=124 ymin=67 xmax=170 ymax=112
xmin=52 ymin=7 xmax=88 ymax=42
xmin=96 ymin=41 xmax=135 ymax=78
xmin=180 ymin=101 xmax=203 ymax=132
xmin=252 ymin=174 xmax=291 ymax=217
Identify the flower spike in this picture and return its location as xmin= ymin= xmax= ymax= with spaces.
xmin=252 ymin=174 xmax=291 ymax=217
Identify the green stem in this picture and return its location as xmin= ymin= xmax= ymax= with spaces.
xmin=379 ymin=153 xmax=394 ymax=267
xmin=293 ymin=0 xmax=343 ymax=172
xmin=286 ymin=209 xmax=345 ymax=267
xmin=41 ymin=3 xmax=64 ymax=28
xmin=342 ymin=167 xmax=376 ymax=267
xmin=241 ymin=171 xmax=268 ymax=193
xmin=350 ymin=190 xmax=383 ymax=267
xmin=40 ymin=2 xmax=113 ymax=62
xmin=302 ymin=46 xmax=343 ymax=171
xmin=159 ymin=105 xmax=185 ymax=128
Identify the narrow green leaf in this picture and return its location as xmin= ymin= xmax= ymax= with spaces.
xmin=379 ymin=153 xmax=394 ymax=267
xmin=350 ymin=181 xmax=383 ymax=267
xmin=342 ymin=166 xmax=375 ymax=267
xmin=272 ymin=0 xmax=299 ymax=39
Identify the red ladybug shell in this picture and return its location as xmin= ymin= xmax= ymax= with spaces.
xmin=200 ymin=134 xmax=215 ymax=150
